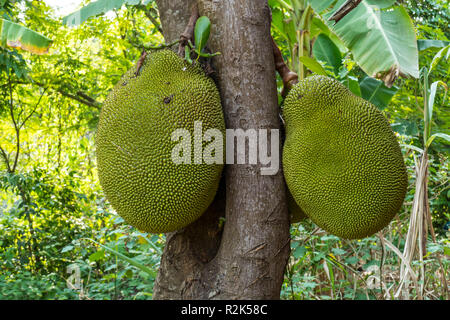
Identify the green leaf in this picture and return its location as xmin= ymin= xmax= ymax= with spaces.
xmin=272 ymin=0 xmax=293 ymax=11
xmin=293 ymin=245 xmax=306 ymax=259
xmin=341 ymin=75 xmax=361 ymax=97
xmin=0 ymin=19 xmax=52 ymax=54
xmin=444 ymin=246 xmax=450 ymax=257
xmin=365 ymin=0 xmax=396 ymax=8
xmin=359 ymin=76 xmax=398 ymax=110
xmin=61 ymin=245 xmax=74 ymax=253
xmin=313 ymin=33 xmax=342 ymax=75
xmin=331 ymin=247 xmax=346 ymax=256
xmin=272 ymin=8 xmax=297 ymax=44
xmin=184 ymin=46 xmax=192 ymax=64
xmin=88 ymin=249 xmax=105 ymax=262
xmin=428 ymin=45 xmax=450 ymax=75
xmin=390 ymin=119 xmax=418 ymax=136
xmin=425 ymin=80 xmax=447 ymax=141
xmin=299 ymin=56 xmax=327 ymax=75
xmin=194 ymin=16 xmax=211 ymax=53
xmin=308 ymin=0 xmax=419 ymax=82
xmin=62 ymin=0 xmax=142 ymax=27
xmin=80 ymin=238 xmax=156 ymax=278
xmin=345 ymin=256 xmax=359 ymax=265
xmin=400 ymin=144 xmax=423 ymax=154
xmin=417 ymin=39 xmax=450 ymax=51
xmin=426 ymin=133 xmax=450 ymax=148
xmin=310 ymin=0 xmax=335 ymax=13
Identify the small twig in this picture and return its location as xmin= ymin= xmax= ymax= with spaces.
xmin=178 ymin=4 xmax=199 ymax=57
xmin=133 ymin=41 xmax=181 ymax=76
xmin=143 ymin=39 xmax=180 ymax=50
xmin=272 ymin=36 xmax=298 ymax=97
xmin=8 ymin=72 xmax=20 ymax=173
xmin=328 ymin=0 xmax=363 ymax=24
xmin=0 ymin=145 xmax=12 ymax=173
xmin=19 ymin=88 xmax=47 ymax=130
xmin=4 ymin=79 xmax=101 ymax=109
xmin=134 ymin=49 xmax=148 ymax=77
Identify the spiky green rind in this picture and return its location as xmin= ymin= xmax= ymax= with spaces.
xmin=96 ymin=50 xmax=225 ymax=233
xmin=283 ymin=75 xmax=407 ymax=239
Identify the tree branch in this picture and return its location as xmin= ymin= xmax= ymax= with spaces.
xmin=272 ymin=36 xmax=298 ymax=97
xmin=57 ymin=89 xmax=101 ymax=109
xmin=8 ymin=72 xmax=20 ymax=173
xmin=136 ymin=4 xmax=163 ymax=34
xmin=3 ymin=80 xmax=101 ymax=109
xmin=0 ymin=145 xmax=12 ymax=173
xmin=328 ymin=0 xmax=363 ymax=24
xmin=18 ymin=88 xmax=47 ymax=130
xmin=178 ymin=4 xmax=199 ymax=57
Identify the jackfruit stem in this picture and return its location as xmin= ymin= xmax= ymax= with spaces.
xmin=178 ymin=4 xmax=200 ymax=57
xmin=272 ymin=37 xmax=298 ymax=97
xmin=135 ymin=50 xmax=148 ymax=76
xmin=135 ymin=40 xmax=181 ymax=76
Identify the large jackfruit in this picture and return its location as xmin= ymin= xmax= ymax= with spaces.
xmin=283 ymin=75 xmax=407 ymax=239
xmin=96 ymin=50 xmax=225 ymax=233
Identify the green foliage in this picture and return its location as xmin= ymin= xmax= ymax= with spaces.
xmin=282 ymin=220 xmax=449 ymax=300
xmin=0 ymin=0 xmax=163 ymax=300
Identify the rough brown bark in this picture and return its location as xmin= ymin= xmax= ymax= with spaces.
xmin=153 ymin=0 xmax=290 ymax=300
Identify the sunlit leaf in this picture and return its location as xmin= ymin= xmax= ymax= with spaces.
xmin=400 ymin=143 xmax=423 ymax=153
xmin=426 ymin=133 xmax=450 ymax=148
xmin=89 ymin=248 xmax=105 ymax=262
xmin=365 ymin=0 xmax=396 ymax=8
xmin=0 ymin=19 xmax=52 ymax=54
xmin=417 ymin=39 xmax=450 ymax=51
xmin=62 ymin=0 xmax=144 ymax=27
xmin=299 ymin=56 xmax=327 ymax=75
xmin=428 ymin=45 xmax=450 ymax=75
xmin=425 ymin=80 xmax=447 ymax=141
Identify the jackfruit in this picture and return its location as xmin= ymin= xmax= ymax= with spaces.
xmin=96 ymin=50 xmax=225 ymax=233
xmin=283 ymin=75 xmax=407 ymax=239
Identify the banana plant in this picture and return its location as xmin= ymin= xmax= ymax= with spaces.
xmin=269 ymin=0 xmax=417 ymax=109
xmin=397 ymin=45 xmax=449 ymax=299
xmin=270 ymin=1 xmax=419 ymax=81
xmin=0 ymin=18 xmax=52 ymax=54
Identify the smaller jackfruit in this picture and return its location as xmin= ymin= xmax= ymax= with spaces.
xmin=283 ymin=75 xmax=407 ymax=239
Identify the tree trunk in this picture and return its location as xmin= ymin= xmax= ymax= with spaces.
xmin=153 ymin=0 xmax=290 ymax=300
